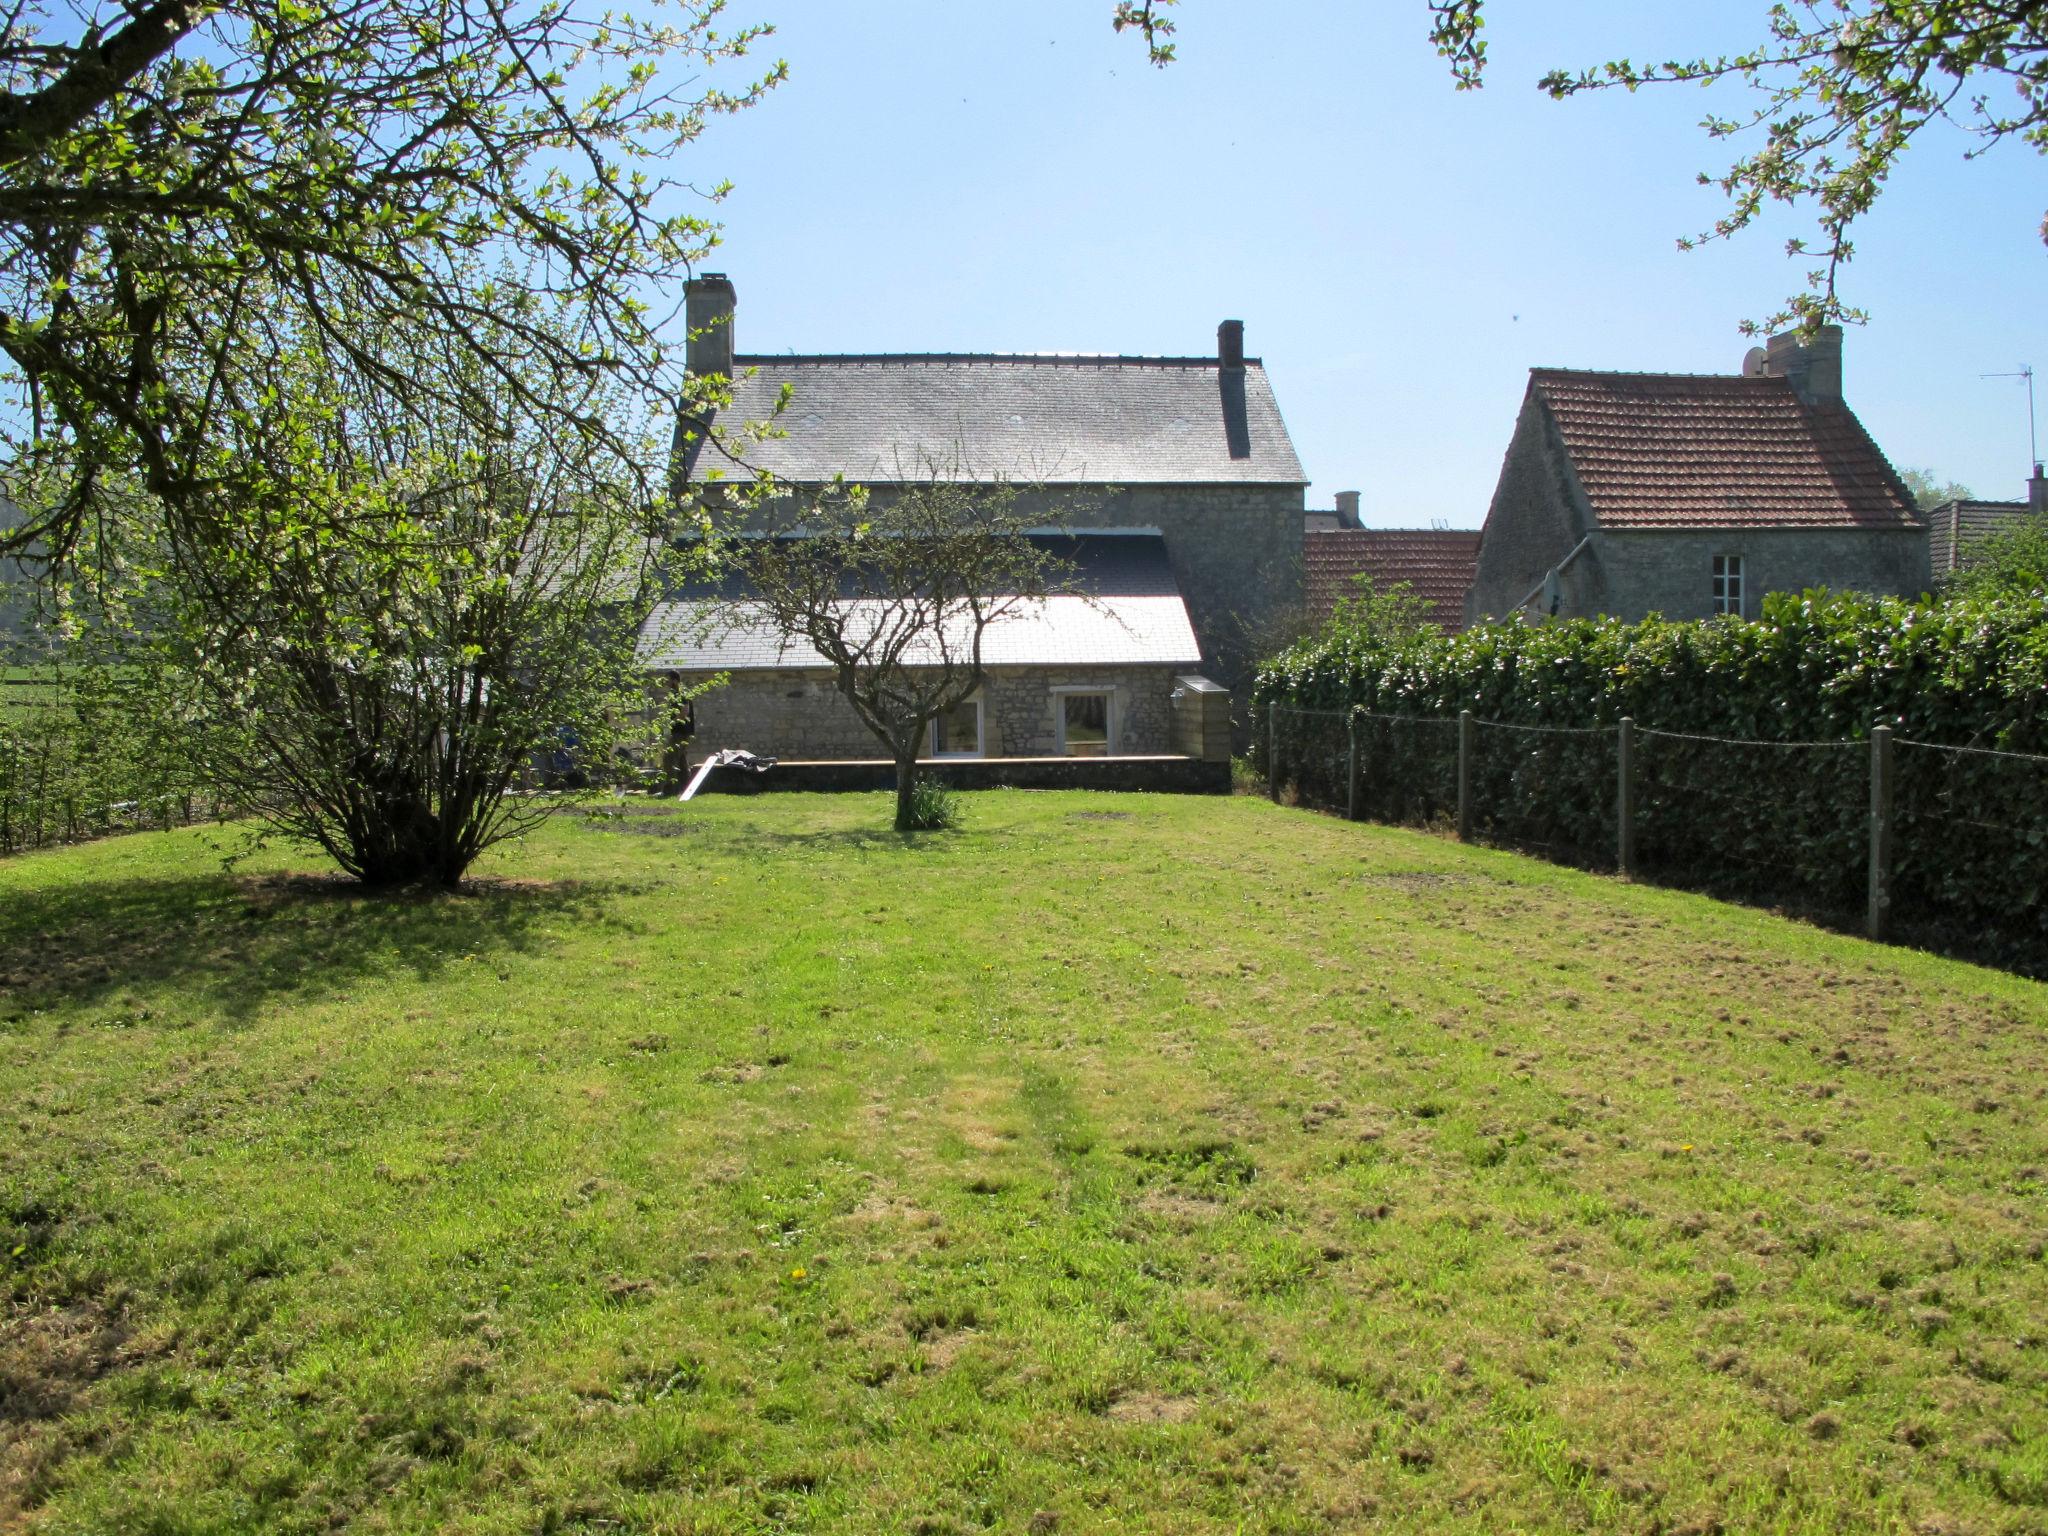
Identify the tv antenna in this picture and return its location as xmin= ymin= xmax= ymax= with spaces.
xmin=1982 ymin=365 xmax=2038 ymax=470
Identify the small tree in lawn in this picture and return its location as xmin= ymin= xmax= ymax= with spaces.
xmin=66 ymin=316 xmax=690 ymax=889
xmin=728 ymin=476 xmax=1076 ymax=832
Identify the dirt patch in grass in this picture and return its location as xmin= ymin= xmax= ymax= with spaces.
xmin=0 ymin=1296 xmax=128 ymax=1526
xmin=1107 ymin=1393 xmax=1198 ymax=1425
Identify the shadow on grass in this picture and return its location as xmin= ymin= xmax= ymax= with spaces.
xmin=0 ymin=871 xmax=623 ymax=1022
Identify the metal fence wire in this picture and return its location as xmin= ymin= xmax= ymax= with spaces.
xmin=1467 ymin=719 xmax=1615 ymax=866
xmin=1634 ymin=730 xmax=1866 ymax=911
xmin=1263 ymin=702 xmax=2048 ymax=974
xmin=1894 ymin=738 xmax=2048 ymax=956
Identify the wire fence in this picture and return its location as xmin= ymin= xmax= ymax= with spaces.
xmin=0 ymin=668 xmax=216 ymax=857
xmin=1266 ymin=702 xmax=2048 ymax=975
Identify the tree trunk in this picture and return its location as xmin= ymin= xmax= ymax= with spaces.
xmin=893 ymin=752 xmax=920 ymax=832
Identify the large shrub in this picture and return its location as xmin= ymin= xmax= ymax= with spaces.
xmin=1256 ymin=589 xmax=2048 ymax=965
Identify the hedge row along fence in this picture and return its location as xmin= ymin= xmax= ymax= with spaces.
xmin=1254 ymin=590 xmax=2048 ymax=973
xmin=0 ymin=666 xmax=213 ymax=857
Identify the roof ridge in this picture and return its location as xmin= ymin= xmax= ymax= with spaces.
xmin=1532 ymin=367 xmax=1786 ymax=385
xmin=732 ymin=352 xmax=1264 ymax=369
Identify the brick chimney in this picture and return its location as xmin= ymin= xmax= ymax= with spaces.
xmin=685 ymin=272 xmax=736 ymax=379
xmin=1218 ymin=318 xmax=1244 ymax=371
xmin=1333 ymin=491 xmax=1362 ymax=529
xmin=1760 ymin=324 xmax=1843 ymax=406
xmin=2031 ymin=464 xmax=2047 ymax=514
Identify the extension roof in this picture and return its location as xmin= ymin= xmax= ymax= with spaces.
xmin=636 ymin=531 xmax=1202 ymax=671
xmin=1928 ymin=497 xmax=2037 ymax=576
xmin=1304 ymin=529 xmax=1482 ymax=632
xmin=679 ymin=355 xmax=1307 ymax=487
xmin=1530 ymin=370 xmax=1920 ymax=531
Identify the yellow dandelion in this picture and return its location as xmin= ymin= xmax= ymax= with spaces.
xmin=789 ymin=1266 xmax=807 ymax=1281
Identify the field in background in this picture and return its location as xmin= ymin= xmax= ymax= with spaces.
xmin=3 ymin=792 xmax=2045 ymax=1534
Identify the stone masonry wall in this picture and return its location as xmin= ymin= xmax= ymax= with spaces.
xmin=1465 ymin=392 xmax=1596 ymax=624
xmin=686 ymin=663 xmax=1186 ymax=760
xmin=1589 ymin=527 xmax=1931 ymax=620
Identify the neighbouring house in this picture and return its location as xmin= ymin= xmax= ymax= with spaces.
xmin=1927 ymin=468 xmax=2048 ymax=579
xmin=1304 ymin=490 xmax=1364 ymax=534
xmin=646 ymin=275 xmax=1306 ymax=766
xmin=1465 ymin=327 xmax=1929 ymax=625
xmin=1304 ymin=525 xmax=1482 ymax=632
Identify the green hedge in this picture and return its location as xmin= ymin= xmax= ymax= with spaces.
xmin=1 ymin=665 xmax=210 ymax=856
xmin=1256 ymin=589 xmax=2048 ymax=965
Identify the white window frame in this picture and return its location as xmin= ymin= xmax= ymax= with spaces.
xmin=1052 ymin=686 xmax=1117 ymax=757
xmin=928 ymin=695 xmax=984 ymax=759
xmin=1711 ymin=554 xmax=1745 ymax=617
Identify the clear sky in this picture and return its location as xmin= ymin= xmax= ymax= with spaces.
xmin=683 ymin=1 xmax=2048 ymax=526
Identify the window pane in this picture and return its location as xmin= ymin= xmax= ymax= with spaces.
xmin=1062 ymin=693 xmax=1109 ymax=757
xmin=934 ymin=700 xmax=980 ymax=756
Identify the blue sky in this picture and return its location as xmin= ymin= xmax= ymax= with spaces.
xmin=685 ymin=1 xmax=2048 ymax=525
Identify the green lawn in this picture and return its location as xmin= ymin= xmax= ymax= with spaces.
xmin=3 ymin=791 xmax=2045 ymax=1535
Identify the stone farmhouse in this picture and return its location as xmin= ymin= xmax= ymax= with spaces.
xmin=1927 ymin=468 xmax=2048 ymax=579
xmin=1465 ymin=327 xmax=1929 ymax=625
xmin=640 ymin=275 xmax=1307 ymax=766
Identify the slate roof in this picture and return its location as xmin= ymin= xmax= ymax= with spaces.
xmin=637 ymin=532 xmax=1202 ymax=671
xmin=680 ymin=355 xmax=1307 ymax=486
xmin=1530 ymin=370 xmax=1920 ymax=530
xmin=1929 ymin=498 xmax=2036 ymax=575
xmin=1303 ymin=530 xmax=1482 ymax=632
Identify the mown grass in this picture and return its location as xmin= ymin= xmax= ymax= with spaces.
xmin=2 ymin=791 xmax=2045 ymax=1535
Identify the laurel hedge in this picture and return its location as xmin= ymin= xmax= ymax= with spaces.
xmin=1255 ymin=589 xmax=2048 ymax=965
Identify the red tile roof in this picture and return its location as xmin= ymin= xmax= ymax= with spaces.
xmin=1305 ymin=529 xmax=1482 ymax=632
xmin=1531 ymin=370 xmax=1919 ymax=530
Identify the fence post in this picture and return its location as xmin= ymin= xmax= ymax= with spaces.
xmin=1616 ymin=717 xmax=1636 ymax=878
xmin=1268 ymin=699 xmax=1280 ymax=805
xmin=1457 ymin=710 xmax=1474 ymax=843
xmin=1868 ymin=724 xmax=1893 ymax=943
xmin=1346 ymin=712 xmax=1360 ymax=822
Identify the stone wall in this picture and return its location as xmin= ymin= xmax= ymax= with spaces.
xmin=1590 ymin=526 xmax=1931 ymax=619
xmin=1464 ymin=391 xmax=1596 ymax=623
xmin=685 ymin=662 xmax=1188 ymax=760
xmin=702 ymin=755 xmax=1229 ymax=795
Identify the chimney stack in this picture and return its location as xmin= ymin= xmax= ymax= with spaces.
xmin=2030 ymin=464 xmax=2047 ymax=515
xmin=1333 ymin=491 xmax=1362 ymax=529
xmin=1760 ymin=324 xmax=1843 ymax=406
xmin=685 ymin=272 xmax=736 ymax=379
xmin=1218 ymin=318 xmax=1244 ymax=371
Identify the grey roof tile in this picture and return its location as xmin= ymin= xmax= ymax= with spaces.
xmin=681 ymin=355 xmax=1307 ymax=487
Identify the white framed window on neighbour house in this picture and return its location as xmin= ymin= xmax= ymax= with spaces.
xmin=1054 ymin=689 xmax=1114 ymax=757
xmin=929 ymin=696 xmax=983 ymax=759
xmin=1711 ymin=554 xmax=1744 ymax=617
